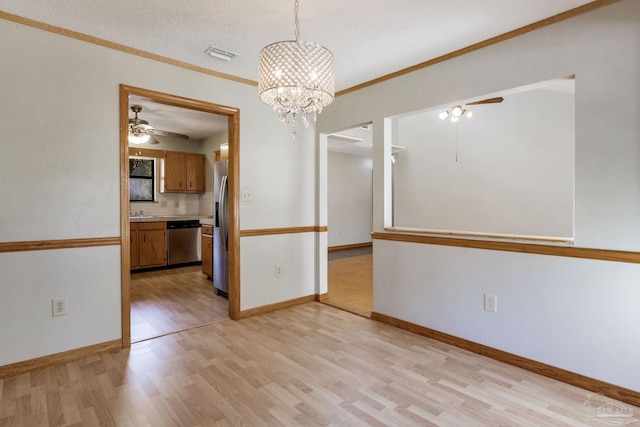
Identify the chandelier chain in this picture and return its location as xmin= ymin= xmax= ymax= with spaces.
xmin=294 ymin=0 xmax=300 ymax=41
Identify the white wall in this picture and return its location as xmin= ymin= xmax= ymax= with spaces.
xmin=0 ymin=17 xmax=319 ymax=364
xmin=393 ymin=84 xmax=575 ymax=239
xmin=0 ymin=247 xmax=121 ymax=363
xmin=327 ymin=152 xmax=372 ymax=247
xmin=317 ymin=0 xmax=640 ymax=391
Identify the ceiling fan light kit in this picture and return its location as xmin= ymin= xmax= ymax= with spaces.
xmin=440 ymin=105 xmax=472 ymax=122
xmin=439 ymin=96 xmax=503 ymax=123
xmin=258 ymin=0 xmax=335 ymax=138
xmin=128 ymin=129 xmax=151 ymax=144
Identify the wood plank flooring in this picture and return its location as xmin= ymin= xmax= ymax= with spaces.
xmin=131 ymin=265 xmax=228 ymax=343
xmin=325 ymin=249 xmax=373 ymax=318
xmin=2 ymin=302 xmax=635 ymax=426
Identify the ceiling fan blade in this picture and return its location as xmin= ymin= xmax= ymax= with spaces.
xmin=466 ymin=97 xmax=504 ymax=105
xmin=148 ymin=136 xmax=160 ymax=145
xmin=149 ymin=129 xmax=190 ymax=139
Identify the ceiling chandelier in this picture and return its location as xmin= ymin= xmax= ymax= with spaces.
xmin=439 ymin=105 xmax=472 ymax=122
xmin=258 ymin=0 xmax=335 ymax=138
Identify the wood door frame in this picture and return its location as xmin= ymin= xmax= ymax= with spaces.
xmin=119 ymin=85 xmax=241 ymax=348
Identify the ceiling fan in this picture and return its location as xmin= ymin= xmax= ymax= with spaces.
xmin=128 ymin=105 xmax=189 ymax=144
xmin=439 ymin=97 xmax=504 ymax=122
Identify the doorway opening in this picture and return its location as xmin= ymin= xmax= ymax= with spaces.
xmin=120 ymin=85 xmax=241 ymax=348
xmin=130 ymin=265 xmax=228 ymax=343
xmin=322 ymin=124 xmax=374 ymax=317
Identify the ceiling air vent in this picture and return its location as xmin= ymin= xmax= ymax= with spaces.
xmin=205 ymin=46 xmax=237 ymax=61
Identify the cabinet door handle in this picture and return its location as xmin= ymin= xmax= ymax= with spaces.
xmin=143 ymin=235 xmax=146 ymax=242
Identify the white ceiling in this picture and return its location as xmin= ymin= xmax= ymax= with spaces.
xmin=1 ymin=0 xmax=593 ymax=141
xmin=129 ymin=96 xmax=228 ymax=140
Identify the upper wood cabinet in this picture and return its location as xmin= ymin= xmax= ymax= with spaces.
xmin=162 ymin=151 xmax=205 ymax=193
xmin=186 ymin=153 xmax=205 ymax=192
xmin=163 ymin=151 xmax=186 ymax=192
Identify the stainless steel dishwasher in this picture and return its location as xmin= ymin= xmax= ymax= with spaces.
xmin=166 ymin=220 xmax=202 ymax=265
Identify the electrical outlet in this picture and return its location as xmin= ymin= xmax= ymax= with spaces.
xmin=275 ymin=265 xmax=283 ymax=277
xmin=241 ymin=188 xmax=253 ymax=202
xmin=52 ymin=297 xmax=68 ymax=316
xmin=484 ymin=293 xmax=497 ymax=313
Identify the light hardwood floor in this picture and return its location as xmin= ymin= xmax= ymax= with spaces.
xmin=2 ymin=302 xmax=635 ymax=426
xmin=325 ymin=249 xmax=373 ymax=318
xmin=131 ymin=265 xmax=228 ymax=343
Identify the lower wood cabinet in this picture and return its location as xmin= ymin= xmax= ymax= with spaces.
xmin=131 ymin=221 xmax=167 ymax=269
xmin=130 ymin=223 xmax=139 ymax=269
xmin=202 ymin=225 xmax=213 ymax=278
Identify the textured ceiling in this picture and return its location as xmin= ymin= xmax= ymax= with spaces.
xmin=1 ymin=0 xmax=594 ymax=92
xmin=1 ymin=0 xmax=594 ymax=144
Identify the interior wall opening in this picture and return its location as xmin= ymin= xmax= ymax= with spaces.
xmin=323 ymin=123 xmax=374 ymax=318
xmin=387 ymin=77 xmax=576 ymax=243
xmin=119 ymin=85 xmax=241 ymax=348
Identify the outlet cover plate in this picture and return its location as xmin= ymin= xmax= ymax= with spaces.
xmin=484 ymin=293 xmax=497 ymax=313
xmin=241 ymin=188 xmax=253 ymax=202
xmin=52 ymin=297 xmax=68 ymax=316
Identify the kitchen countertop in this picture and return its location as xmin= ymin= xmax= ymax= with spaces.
xmin=129 ymin=215 xmax=213 ymax=223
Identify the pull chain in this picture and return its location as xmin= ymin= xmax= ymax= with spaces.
xmin=455 ymin=123 xmax=458 ymax=162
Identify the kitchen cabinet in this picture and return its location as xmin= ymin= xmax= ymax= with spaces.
xmin=202 ymin=224 xmax=213 ymax=278
xmin=133 ymin=221 xmax=166 ymax=269
xmin=162 ymin=151 xmax=205 ymax=193
xmin=186 ymin=153 xmax=205 ymax=192
xmin=130 ymin=222 xmax=139 ymax=269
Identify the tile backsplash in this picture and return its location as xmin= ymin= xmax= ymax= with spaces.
xmin=130 ymin=191 xmax=213 ymax=217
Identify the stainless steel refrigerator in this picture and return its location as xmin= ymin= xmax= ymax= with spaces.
xmin=213 ymin=160 xmax=229 ymax=295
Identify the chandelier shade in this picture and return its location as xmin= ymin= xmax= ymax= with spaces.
xmin=258 ymin=0 xmax=335 ymax=136
xmin=258 ymin=40 xmax=334 ymax=117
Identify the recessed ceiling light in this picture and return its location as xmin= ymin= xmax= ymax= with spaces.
xmin=205 ymin=46 xmax=237 ymax=61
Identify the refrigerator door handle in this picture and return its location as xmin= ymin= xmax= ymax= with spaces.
xmin=219 ymin=175 xmax=228 ymax=251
